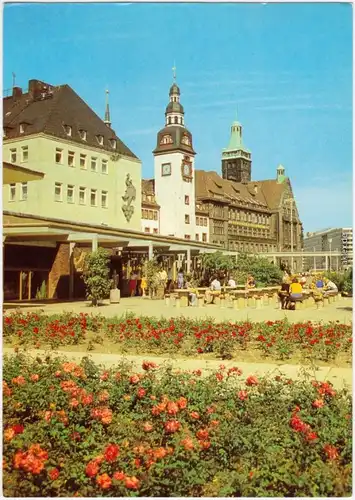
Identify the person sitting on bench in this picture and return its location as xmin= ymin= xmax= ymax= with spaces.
xmin=323 ymin=278 xmax=338 ymax=297
xmin=205 ymin=276 xmax=221 ymax=304
xmin=278 ymin=281 xmax=290 ymax=309
xmin=287 ymin=277 xmax=303 ymax=309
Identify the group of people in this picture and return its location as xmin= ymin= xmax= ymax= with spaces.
xmin=278 ymin=271 xmax=338 ymax=310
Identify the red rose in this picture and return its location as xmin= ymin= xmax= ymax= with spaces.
xmin=305 ymin=432 xmax=318 ymax=442
xmin=245 ymin=375 xmax=258 ymax=386
xmin=96 ymin=473 xmax=112 ymax=489
xmin=190 ymin=411 xmax=200 ymax=420
xmin=238 ymin=390 xmax=248 ymax=401
xmin=104 ymin=444 xmax=120 ymax=462
xmin=49 ymin=468 xmax=60 ymax=480
xmin=30 ymin=374 xmax=39 ymax=382
xmin=125 ymin=476 xmax=140 ymax=490
xmin=130 ymin=374 xmax=140 ymax=384
xmin=323 ymin=444 xmax=339 ymax=460
xmin=85 ymin=460 xmax=99 ymax=477
xmin=181 ymin=437 xmax=194 ymax=450
xmin=12 ymin=424 xmax=24 ymax=435
xmin=196 ymin=429 xmax=209 ymax=440
xmin=164 ymin=420 xmax=181 ymax=433
xmin=312 ymin=399 xmax=324 ymax=409
xmin=167 ymin=402 xmax=179 ymax=415
xmin=177 ymin=397 xmax=188 ymax=409
xmin=199 ymin=440 xmax=211 ymax=450
xmin=137 ymin=387 xmax=146 ymax=399
xmin=113 ymin=471 xmax=126 ymax=481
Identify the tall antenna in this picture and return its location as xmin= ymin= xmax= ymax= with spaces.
xmin=12 ymin=72 xmax=16 ymax=87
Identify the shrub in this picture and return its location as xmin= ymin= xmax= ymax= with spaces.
xmin=81 ymin=248 xmax=112 ymax=306
xmin=3 ymin=354 xmax=352 ymax=497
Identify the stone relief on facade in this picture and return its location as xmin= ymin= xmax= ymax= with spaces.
xmin=121 ymin=173 xmax=136 ymax=222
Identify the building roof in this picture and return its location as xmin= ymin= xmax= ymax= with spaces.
xmin=195 ymin=170 xmax=269 ymax=209
xmin=153 ymin=125 xmax=195 ymax=155
xmin=141 ymin=179 xmax=160 ymax=207
xmin=3 ymin=80 xmax=138 ymax=160
xmin=252 ymin=178 xmax=290 ymax=210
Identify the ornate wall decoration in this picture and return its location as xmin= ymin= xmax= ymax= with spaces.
xmin=73 ymin=247 xmax=88 ymax=272
xmin=121 ymin=173 xmax=136 ymax=222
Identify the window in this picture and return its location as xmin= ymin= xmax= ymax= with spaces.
xmin=67 ymin=185 xmax=74 ymax=204
xmin=195 ymin=234 xmax=199 ymax=241
xmin=21 ymin=146 xmax=28 ymax=162
xmin=21 ymin=182 xmax=28 ymax=200
xmin=148 ymin=210 xmax=153 ymax=220
xmin=101 ymin=159 xmax=108 ymax=174
xmin=80 ymin=154 xmax=87 ymax=169
xmin=204 ymin=218 xmax=208 ymax=227
xmin=153 ymin=228 xmax=158 ymax=234
xmin=110 ymin=139 xmax=117 ymax=149
xmin=195 ymin=217 xmax=199 ymax=226
xmin=10 ymin=148 xmax=17 ymax=163
xmin=185 ymin=214 xmax=190 ymax=224
xmin=91 ymin=157 xmax=97 ymax=172
xmin=101 ymin=190 xmax=108 ymax=208
xmin=90 ymin=189 xmax=97 ymax=206
xmin=79 ymin=130 xmax=87 ymax=141
xmin=144 ymin=227 xmax=150 ymax=233
xmin=185 ymin=195 xmax=189 ymax=205
xmin=184 ymin=234 xmax=191 ymax=240
xmin=9 ymin=183 xmax=16 ymax=201
xmin=63 ymin=124 xmax=72 ymax=136
xmin=54 ymin=182 xmax=62 ymax=202
xmin=79 ymin=187 xmax=86 ymax=205
xmin=55 ymin=148 xmax=63 ymax=164
xmin=19 ymin=123 xmax=25 ymax=134
xmin=97 ymin=135 xmax=104 ymax=146
xmin=68 ymin=151 xmax=75 ymax=167
xmin=153 ymin=211 xmax=158 ymax=221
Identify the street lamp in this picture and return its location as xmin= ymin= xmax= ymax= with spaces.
xmin=284 ymin=198 xmax=295 ymax=272
xmin=329 ymin=238 xmax=332 ymax=271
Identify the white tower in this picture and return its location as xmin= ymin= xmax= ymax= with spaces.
xmin=153 ymin=70 xmax=196 ymax=239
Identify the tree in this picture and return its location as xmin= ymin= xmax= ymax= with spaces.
xmin=81 ymin=248 xmax=112 ymax=306
xmin=201 ymin=251 xmax=235 ymax=283
xmin=235 ymin=253 xmax=282 ymax=287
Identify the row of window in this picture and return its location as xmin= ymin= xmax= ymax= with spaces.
xmin=55 ymin=149 xmax=108 ymax=174
xmin=229 ymin=209 xmax=270 ymax=225
xmin=229 ymin=225 xmax=270 ymax=238
xmin=62 ymin=124 xmax=117 ymax=150
xmin=142 ymin=209 xmax=158 ymax=221
xmin=9 ymin=182 xmax=28 ymax=201
xmin=144 ymin=227 xmax=159 ymax=234
xmin=10 ymin=146 xmax=28 ymax=163
xmin=229 ymin=241 xmax=275 ymax=253
xmin=196 ymin=216 xmax=208 ymax=227
xmin=195 ymin=233 xmax=208 ymax=242
xmin=54 ymin=183 xmax=108 ymax=208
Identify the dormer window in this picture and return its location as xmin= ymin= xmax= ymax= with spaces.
xmin=79 ymin=129 xmax=87 ymax=141
xmin=19 ymin=123 xmax=25 ymax=134
xmin=110 ymin=139 xmax=117 ymax=149
xmin=96 ymin=135 xmax=104 ymax=146
xmin=63 ymin=124 xmax=72 ymax=136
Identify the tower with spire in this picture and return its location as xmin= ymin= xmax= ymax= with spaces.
xmin=221 ymin=115 xmax=252 ymax=183
xmin=153 ymin=67 xmax=196 ymax=239
xmin=104 ymin=89 xmax=111 ymax=128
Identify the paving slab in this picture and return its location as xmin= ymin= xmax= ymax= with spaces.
xmin=4 ymin=296 xmax=353 ymax=324
xmin=3 ymin=347 xmax=352 ymax=391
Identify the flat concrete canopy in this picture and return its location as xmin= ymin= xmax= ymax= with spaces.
xmin=3 ymin=162 xmax=44 ymax=184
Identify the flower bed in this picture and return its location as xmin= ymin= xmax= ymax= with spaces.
xmin=3 ymin=312 xmax=352 ymax=363
xmin=3 ymin=354 xmax=352 ymax=497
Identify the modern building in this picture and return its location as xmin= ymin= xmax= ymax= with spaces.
xmin=143 ymin=78 xmax=303 ymax=254
xmin=303 ymin=228 xmax=353 ymax=270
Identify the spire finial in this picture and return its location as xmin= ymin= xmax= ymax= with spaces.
xmin=104 ymin=89 xmax=111 ymax=128
xmin=172 ymin=61 xmax=176 ymax=82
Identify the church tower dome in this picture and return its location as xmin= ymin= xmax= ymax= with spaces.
xmin=221 ymin=113 xmax=252 ymax=184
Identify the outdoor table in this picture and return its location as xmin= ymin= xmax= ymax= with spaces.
xmin=173 ymin=289 xmax=190 ymax=307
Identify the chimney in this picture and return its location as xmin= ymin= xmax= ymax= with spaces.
xmin=28 ymin=79 xmax=53 ymax=100
xmin=12 ymin=86 xmax=22 ymax=101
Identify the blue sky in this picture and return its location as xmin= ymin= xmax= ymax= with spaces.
xmin=3 ymin=2 xmax=352 ymax=233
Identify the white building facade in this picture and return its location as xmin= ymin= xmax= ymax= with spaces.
xmin=303 ymin=227 xmax=353 ymax=271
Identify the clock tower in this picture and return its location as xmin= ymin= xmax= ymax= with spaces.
xmin=153 ymin=72 xmax=196 ymax=239
xmin=221 ymin=117 xmax=252 ymax=184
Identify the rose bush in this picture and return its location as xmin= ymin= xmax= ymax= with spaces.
xmin=3 ymin=354 xmax=352 ymax=497
xmin=3 ymin=312 xmax=352 ymax=363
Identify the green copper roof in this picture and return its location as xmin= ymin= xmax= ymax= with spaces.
xmin=224 ymin=117 xmax=250 ymax=154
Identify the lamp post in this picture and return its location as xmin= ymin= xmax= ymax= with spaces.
xmin=285 ymin=198 xmax=295 ymax=272
xmin=329 ymin=238 xmax=332 ymax=271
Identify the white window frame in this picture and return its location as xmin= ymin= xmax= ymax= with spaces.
xmin=110 ymin=139 xmax=117 ymax=149
xmin=19 ymin=123 xmax=25 ymax=134
xmin=9 ymin=183 xmax=16 ymax=202
xmin=90 ymin=189 xmax=97 ymax=207
xmin=54 ymin=182 xmax=63 ymax=202
xmin=97 ymin=135 xmax=104 ymax=146
xmin=20 ymin=182 xmax=28 ymax=201
xmin=79 ymin=186 xmax=86 ymax=205
xmin=55 ymin=148 xmax=63 ymax=164
xmin=101 ymin=190 xmax=108 ymax=208
xmin=67 ymin=184 xmax=75 ymax=204
xmin=101 ymin=159 xmax=108 ymax=174
xmin=80 ymin=154 xmax=87 ymax=170
xmin=21 ymin=146 xmax=29 ymax=162
xmin=79 ymin=130 xmax=87 ymax=141
xmin=91 ymin=157 xmax=98 ymax=172
xmin=10 ymin=148 xmax=17 ymax=163
xmin=68 ymin=151 xmax=75 ymax=167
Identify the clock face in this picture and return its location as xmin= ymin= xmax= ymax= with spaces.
xmin=162 ymin=163 xmax=171 ymax=176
